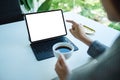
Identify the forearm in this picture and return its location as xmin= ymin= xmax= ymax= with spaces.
xmin=78 ymin=35 xmax=93 ymax=46
xmin=78 ymin=35 xmax=108 ymax=58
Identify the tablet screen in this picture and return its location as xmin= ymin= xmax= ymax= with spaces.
xmin=25 ymin=10 xmax=67 ymax=42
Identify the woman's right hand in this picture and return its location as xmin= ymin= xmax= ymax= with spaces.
xmin=66 ymin=20 xmax=86 ymax=40
xmin=66 ymin=20 xmax=93 ymax=46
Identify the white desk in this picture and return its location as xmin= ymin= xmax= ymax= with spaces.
xmin=0 ymin=12 xmax=119 ymax=80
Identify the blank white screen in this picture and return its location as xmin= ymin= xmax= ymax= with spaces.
xmin=25 ymin=10 xmax=66 ymax=42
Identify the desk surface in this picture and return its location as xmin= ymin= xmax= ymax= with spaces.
xmin=0 ymin=12 xmax=119 ymax=80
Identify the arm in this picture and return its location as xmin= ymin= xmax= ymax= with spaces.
xmin=66 ymin=20 xmax=108 ymax=58
xmin=71 ymin=35 xmax=120 ymax=80
xmin=55 ymin=35 xmax=120 ymax=80
xmin=66 ymin=20 xmax=93 ymax=46
xmin=55 ymin=20 xmax=109 ymax=80
xmin=87 ymin=41 xmax=108 ymax=58
xmin=55 ymin=52 xmax=99 ymax=80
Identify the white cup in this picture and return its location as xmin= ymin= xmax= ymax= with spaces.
xmin=52 ymin=42 xmax=74 ymax=59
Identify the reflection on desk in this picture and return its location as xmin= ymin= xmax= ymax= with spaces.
xmin=0 ymin=12 xmax=119 ymax=80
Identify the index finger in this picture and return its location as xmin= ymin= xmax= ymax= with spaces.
xmin=66 ymin=20 xmax=76 ymax=24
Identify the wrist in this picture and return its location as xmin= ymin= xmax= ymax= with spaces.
xmin=78 ymin=35 xmax=93 ymax=46
xmin=59 ymin=78 xmax=66 ymax=80
xmin=60 ymin=79 xmax=65 ymax=80
xmin=59 ymin=75 xmax=70 ymax=80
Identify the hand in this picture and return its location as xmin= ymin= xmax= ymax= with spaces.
xmin=66 ymin=20 xmax=86 ymax=40
xmin=55 ymin=55 xmax=70 ymax=80
xmin=66 ymin=20 xmax=93 ymax=46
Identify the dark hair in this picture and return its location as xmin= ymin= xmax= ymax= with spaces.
xmin=111 ymin=0 xmax=120 ymax=13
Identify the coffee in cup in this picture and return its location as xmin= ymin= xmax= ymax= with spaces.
xmin=52 ymin=42 xmax=74 ymax=59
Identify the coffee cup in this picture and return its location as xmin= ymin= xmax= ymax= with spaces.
xmin=52 ymin=42 xmax=74 ymax=59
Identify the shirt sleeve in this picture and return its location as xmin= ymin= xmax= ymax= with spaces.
xmin=87 ymin=41 xmax=108 ymax=58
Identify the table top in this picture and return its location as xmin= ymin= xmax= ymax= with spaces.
xmin=0 ymin=12 xmax=119 ymax=80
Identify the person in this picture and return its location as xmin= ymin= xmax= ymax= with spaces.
xmin=55 ymin=0 xmax=120 ymax=80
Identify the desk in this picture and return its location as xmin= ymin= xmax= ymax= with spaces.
xmin=0 ymin=12 xmax=119 ymax=80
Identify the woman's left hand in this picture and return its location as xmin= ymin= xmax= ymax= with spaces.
xmin=55 ymin=55 xmax=70 ymax=80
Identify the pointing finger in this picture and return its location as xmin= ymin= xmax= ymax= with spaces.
xmin=66 ymin=20 xmax=76 ymax=24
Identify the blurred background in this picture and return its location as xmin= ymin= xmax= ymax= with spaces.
xmin=20 ymin=0 xmax=120 ymax=31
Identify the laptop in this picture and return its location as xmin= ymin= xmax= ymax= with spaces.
xmin=25 ymin=9 xmax=78 ymax=61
